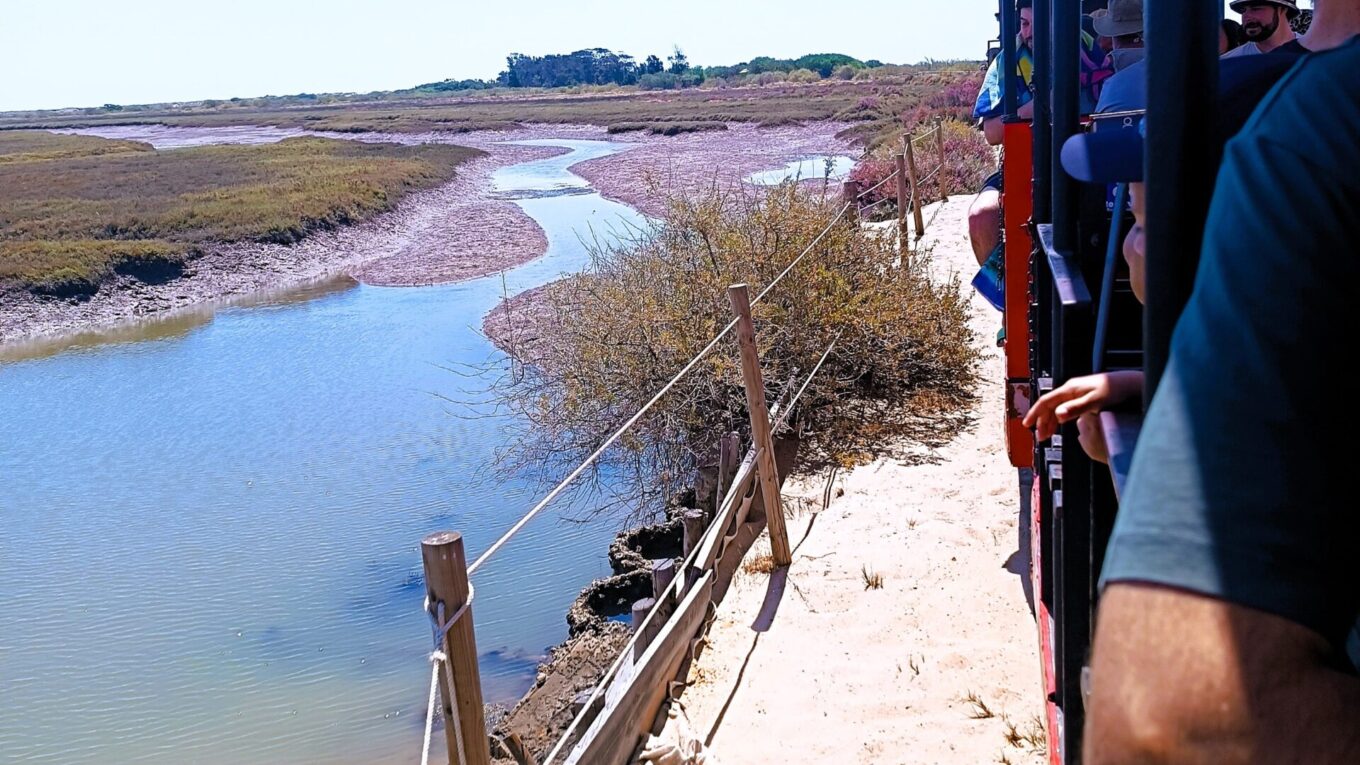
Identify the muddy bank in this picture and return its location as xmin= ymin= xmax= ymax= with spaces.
xmin=489 ymin=497 xmax=697 ymax=763
xmin=3 ymin=121 xmax=856 ymax=348
xmin=573 ymin=121 xmax=856 ymax=217
xmin=0 ymin=143 xmax=561 ymax=345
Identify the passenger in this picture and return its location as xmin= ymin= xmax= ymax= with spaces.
xmin=1092 ymin=0 xmax=1147 ymax=114
xmin=1081 ymin=12 xmax=1117 ymax=112
xmin=1223 ymin=0 xmax=1305 ymax=56
xmin=1221 ymin=18 xmax=1249 ymax=54
xmin=1025 ymin=27 xmax=1310 ymax=464
xmin=968 ymin=0 xmax=1034 ymax=292
xmin=1023 ymin=126 xmax=1147 ymax=464
xmin=1087 ymin=6 xmax=1360 ymax=761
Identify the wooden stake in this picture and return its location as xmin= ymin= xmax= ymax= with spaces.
xmin=651 ymin=558 xmax=676 ymax=601
xmin=421 ymin=532 xmax=492 ymax=765
xmin=894 ymin=152 xmax=910 ymax=260
xmin=726 ymin=284 xmax=793 ymax=567
xmin=841 ymin=179 xmax=861 ymax=221
xmin=903 ymin=136 xmax=926 ymax=240
xmin=936 ymin=121 xmax=949 ymax=203
xmin=716 ymin=432 xmax=739 ymax=513
xmin=682 ymin=510 xmax=706 ymax=559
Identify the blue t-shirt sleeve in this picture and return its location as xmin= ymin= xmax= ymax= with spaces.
xmin=1101 ymin=42 xmax=1360 ymax=645
xmin=973 ymin=56 xmax=1033 ymax=122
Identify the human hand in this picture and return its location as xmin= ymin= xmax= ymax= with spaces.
xmin=1077 ymin=412 xmax=1110 ymax=464
xmin=1021 ymin=370 xmax=1144 ymax=442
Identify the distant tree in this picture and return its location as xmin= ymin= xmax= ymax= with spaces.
xmin=102 ymin=103 xmax=124 ymax=112
xmin=793 ymin=53 xmax=864 ymax=78
xmin=668 ymin=46 xmax=690 ymax=74
xmin=864 ymin=59 xmax=885 ymax=68
xmin=644 ymin=55 xmax=665 ymax=75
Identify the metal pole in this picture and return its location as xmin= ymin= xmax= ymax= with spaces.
xmin=1144 ymin=0 xmax=1220 ymax=403
xmin=1001 ymin=0 xmax=1019 ymax=117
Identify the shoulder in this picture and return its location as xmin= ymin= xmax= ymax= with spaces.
xmin=1234 ymin=39 xmax=1360 ymax=156
xmin=1096 ymin=64 xmax=1147 ymax=113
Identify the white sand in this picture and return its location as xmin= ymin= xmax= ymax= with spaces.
xmin=675 ymin=197 xmax=1047 ymax=765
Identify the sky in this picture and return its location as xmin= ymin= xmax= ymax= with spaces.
xmin=0 ymin=0 xmax=1001 ymax=112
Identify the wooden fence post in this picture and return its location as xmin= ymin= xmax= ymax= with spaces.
xmin=726 ymin=284 xmax=793 ymax=567
xmin=717 ymin=432 xmax=739 ymax=512
xmin=841 ymin=179 xmax=861 ymax=221
xmin=682 ymin=509 xmax=706 ymax=558
xmin=421 ymin=532 xmax=493 ymax=765
xmin=936 ymin=121 xmax=949 ymax=203
xmin=903 ymin=136 xmax=926 ymax=240
xmin=894 ymin=152 xmax=910 ymax=259
xmin=651 ymin=559 xmax=676 ymax=600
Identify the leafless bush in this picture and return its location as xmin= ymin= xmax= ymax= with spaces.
xmin=485 ymin=181 xmax=977 ymax=522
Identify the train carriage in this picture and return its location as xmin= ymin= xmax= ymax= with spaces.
xmin=990 ymin=0 xmax=1230 ymax=761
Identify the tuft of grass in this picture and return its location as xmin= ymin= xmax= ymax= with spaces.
xmin=1002 ymin=714 xmax=1048 ymax=755
xmin=742 ymin=553 xmax=776 ymax=576
xmin=964 ymin=691 xmax=996 ymax=720
xmin=861 ymin=565 xmax=884 ymax=590
xmin=0 ymin=133 xmax=482 ymax=291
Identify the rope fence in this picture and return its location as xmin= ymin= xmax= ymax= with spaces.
xmin=840 ymin=122 xmax=950 ymax=259
xmin=417 ymin=123 xmax=937 ymax=765
xmin=413 ymin=176 xmax=875 ymax=762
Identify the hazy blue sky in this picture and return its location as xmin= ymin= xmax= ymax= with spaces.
xmin=0 ymin=0 xmax=1002 ymax=112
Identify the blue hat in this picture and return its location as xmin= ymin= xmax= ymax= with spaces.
xmin=1061 ymin=123 xmax=1144 ymax=184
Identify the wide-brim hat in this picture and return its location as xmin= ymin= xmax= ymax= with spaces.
xmin=1092 ymin=0 xmax=1144 ymax=38
xmin=1229 ymin=0 xmax=1301 ymax=19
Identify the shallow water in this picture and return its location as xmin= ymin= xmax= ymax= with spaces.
xmin=745 ymin=154 xmax=856 ymax=186
xmin=0 ymin=139 xmax=644 ymax=764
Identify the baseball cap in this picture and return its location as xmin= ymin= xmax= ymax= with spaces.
xmin=1061 ymin=118 xmax=1145 ymax=184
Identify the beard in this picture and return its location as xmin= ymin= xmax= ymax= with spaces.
xmin=1243 ymin=13 xmax=1280 ymax=40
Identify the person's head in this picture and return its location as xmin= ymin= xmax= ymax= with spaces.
xmin=1018 ymin=0 xmax=1035 ymax=47
xmin=1092 ymin=0 xmax=1146 ymax=70
xmin=1220 ymin=18 xmax=1248 ymax=54
xmin=1231 ymin=0 xmax=1301 ymax=42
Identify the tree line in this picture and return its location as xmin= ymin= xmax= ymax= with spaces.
xmin=414 ymin=50 xmax=880 ymax=93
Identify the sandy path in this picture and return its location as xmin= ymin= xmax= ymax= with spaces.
xmin=675 ymin=196 xmax=1046 ymax=765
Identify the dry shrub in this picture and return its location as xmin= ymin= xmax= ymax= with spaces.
xmin=490 ymin=181 xmax=977 ymax=520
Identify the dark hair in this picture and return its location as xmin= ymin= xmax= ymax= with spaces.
xmin=1018 ymin=0 xmax=1033 ymax=10
xmin=1221 ymin=18 xmax=1248 ymax=51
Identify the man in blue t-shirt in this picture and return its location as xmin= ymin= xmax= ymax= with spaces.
xmin=1085 ymin=9 xmax=1360 ymax=763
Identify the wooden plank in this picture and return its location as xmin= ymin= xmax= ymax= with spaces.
xmin=728 ymin=284 xmax=792 ymax=567
xmin=564 ymin=573 xmax=716 ymax=765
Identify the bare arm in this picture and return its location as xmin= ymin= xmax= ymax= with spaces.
xmin=982 ymin=100 xmax=1034 ymax=146
xmin=1087 ymin=584 xmax=1360 ymax=765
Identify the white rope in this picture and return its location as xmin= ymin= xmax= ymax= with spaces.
xmin=772 ymin=334 xmax=841 ymax=435
xmin=466 ymin=201 xmax=854 ymax=577
xmin=420 ymin=660 xmax=441 ymax=765
xmin=421 ymin=587 xmax=476 ymax=765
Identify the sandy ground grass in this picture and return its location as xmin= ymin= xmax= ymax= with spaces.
xmin=674 ymin=196 xmax=1046 ymax=765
